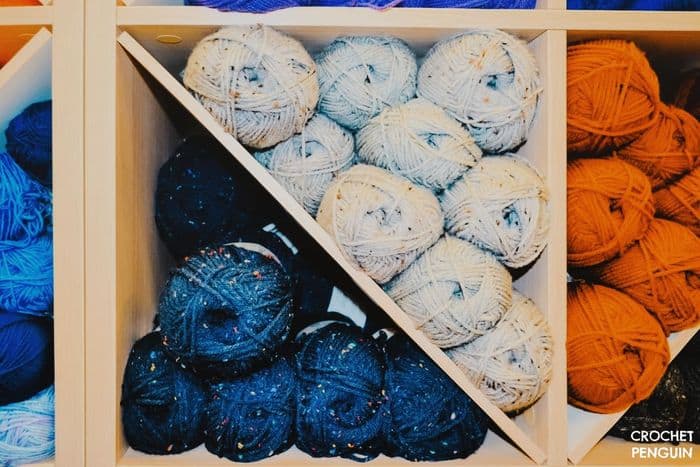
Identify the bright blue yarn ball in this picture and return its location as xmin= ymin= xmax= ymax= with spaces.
xmin=295 ymin=323 xmax=387 ymax=462
xmin=0 ymin=310 xmax=53 ymax=406
xmin=0 ymin=235 xmax=53 ymax=317
xmin=384 ymin=335 xmax=488 ymax=461
xmin=184 ymin=0 xmax=302 ymax=10
xmin=121 ymin=332 xmax=207 ymax=455
xmin=0 ymin=385 xmax=55 ymax=467
xmin=205 ymin=356 xmax=296 ymax=462
xmin=568 ymin=0 xmax=699 ymax=9
xmin=158 ymin=244 xmax=294 ymax=377
xmin=5 ymin=100 xmax=52 ymax=187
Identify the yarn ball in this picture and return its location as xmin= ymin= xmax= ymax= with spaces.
xmin=0 ymin=385 xmax=54 ymax=467
xmin=402 ymin=0 xmax=536 ymax=6
xmin=184 ymin=0 xmax=302 ymax=11
xmin=567 ymin=282 xmax=670 ymax=414
xmin=355 ymin=98 xmax=482 ymax=191
xmin=183 ymin=25 xmax=319 ymax=149
xmin=568 ymin=0 xmax=700 ymax=10
xmin=676 ymin=68 xmax=700 ymax=121
xmin=315 ymin=36 xmax=417 ymax=131
xmin=308 ymin=0 xmax=403 ymax=6
xmin=440 ymin=155 xmax=549 ymax=269
xmin=385 ymin=236 xmax=512 ymax=348
xmin=5 ymin=100 xmax=52 ymax=187
xmin=418 ymin=29 xmax=540 ymax=154
xmin=0 ymin=153 xmax=52 ymax=243
xmin=0 ymin=310 xmax=53 ymax=406
xmin=295 ymin=323 xmax=386 ymax=461
xmin=383 ymin=334 xmax=488 ymax=461
xmin=567 ymin=40 xmax=661 ymax=154
xmin=654 ymin=166 xmax=700 ymax=236
xmin=155 ymin=134 xmax=273 ymax=259
xmin=316 ymin=164 xmax=444 ymax=284
xmin=206 ymin=356 xmax=296 ymax=462
xmin=615 ymin=104 xmax=700 ymax=189
xmin=158 ymin=244 xmax=294 ymax=376
xmin=609 ymin=363 xmax=688 ymax=441
xmin=0 ymin=235 xmax=54 ymax=317
xmin=593 ymin=219 xmax=700 ymax=333
xmin=447 ymin=290 xmax=553 ymax=414
xmin=567 ymin=158 xmax=654 ymax=268
xmin=255 ymin=114 xmax=355 ymax=216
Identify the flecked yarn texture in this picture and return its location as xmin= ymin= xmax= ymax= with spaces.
xmin=317 ymin=164 xmax=444 ymax=284
xmin=183 ymin=25 xmax=319 ymax=149
xmin=255 ymin=114 xmax=355 ymax=216
xmin=5 ymin=100 xmax=52 ymax=187
xmin=654 ymin=166 xmax=700 ymax=236
xmin=184 ymin=0 xmax=302 ymax=11
xmin=0 ymin=310 xmax=53 ymax=406
xmin=567 ymin=282 xmax=670 ymax=414
xmin=403 ymin=0 xmax=535 ymax=6
xmin=0 ymin=385 xmax=54 ymax=467
xmin=385 ymin=236 xmax=512 ymax=349
xmin=158 ymin=244 xmax=294 ymax=377
xmin=615 ymin=104 xmax=700 ymax=189
xmin=315 ymin=36 xmax=417 ymax=131
xmin=356 ymin=98 xmax=482 ymax=191
xmin=206 ymin=356 xmax=296 ymax=462
xmin=440 ymin=155 xmax=549 ymax=269
xmin=295 ymin=323 xmax=386 ymax=462
xmin=121 ymin=332 xmax=207 ymax=455
xmin=568 ymin=0 xmax=700 ymax=10
xmin=383 ymin=334 xmax=488 ymax=461
xmin=418 ymin=29 xmax=541 ymax=154
xmin=593 ymin=219 xmax=700 ymax=333
xmin=567 ymin=40 xmax=661 ymax=154
xmin=447 ymin=290 xmax=553 ymax=414
xmin=0 ymin=235 xmax=54 ymax=317
xmin=567 ymin=158 xmax=654 ymax=268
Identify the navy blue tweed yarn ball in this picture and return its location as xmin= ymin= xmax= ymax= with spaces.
xmin=205 ymin=356 xmax=296 ymax=462
xmin=158 ymin=244 xmax=294 ymax=377
xmin=568 ymin=0 xmax=699 ymax=10
xmin=0 ymin=310 xmax=53 ymax=405
xmin=295 ymin=322 xmax=386 ymax=462
xmin=0 ymin=235 xmax=54 ymax=317
xmin=121 ymin=332 xmax=207 ymax=455
xmin=184 ymin=0 xmax=302 ymax=11
xmin=5 ymin=100 xmax=52 ymax=187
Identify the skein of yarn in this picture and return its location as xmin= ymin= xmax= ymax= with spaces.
xmin=385 ymin=236 xmax=512 ymax=348
xmin=567 ymin=40 xmax=661 ymax=154
xmin=121 ymin=333 xmax=206 ymax=455
xmin=440 ymin=156 xmax=549 ymax=269
xmin=383 ymin=334 xmax=488 ymax=461
xmin=316 ymin=164 xmax=444 ymax=284
xmin=418 ymin=29 xmax=540 ymax=154
xmin=0 ymin=235 xmax=53 ymax=317
xmin=158 ymin=244 xmax=294 ymax=376
xmin=0 ymin=310 xmax=53 ymax=406
xmin=356 ymin=98 xmax=482 ymax=191
xmin=206 ymin=356 xmax=296 ymax=462
xmin=315 ymin=36 xmax=417 ymax=131
xmin=447 ymin=290 xmax=553 ymax=414
xmin=593 ymin=219 xmax=700 ymax=333
xmin=5 ymin=100 xmax=52 ymax=187
xmin=183 ymin=25 xmax=319 ymax=149
xmin=568 ymin=0 xmax=700 ymax=10
xmin=255 ymin=114 xmax=355 ymax=216
xmin=295 ymin=323 xmax=386 ymax=462
xmin=567 ymin=158 xmax=654 ymax=268
xmin=0 ymin=386 xmax=54 ymax=467
xmin=567 ymin=282 xmax=670 ymax=414
xmin=403 ymin=0 xmax=536 ymax=6
xmin=654 ymin=166 xmax=700 ymax=236
xmin=614 ymin=104 xmax=700 ymax=189
xmin=184 ymin=0 xmax=302 ymax=11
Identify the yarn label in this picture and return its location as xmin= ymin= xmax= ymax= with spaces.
xmin=630 ymin=431 xmax=694 ymax=460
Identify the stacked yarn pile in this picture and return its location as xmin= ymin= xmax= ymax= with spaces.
xmin=566 ymin=39 xmax=700 ymax=416
xmin=0 ymin=100 xmax=55 ymax=466
xmin=568 ymin=0 xmax=699 ymax=10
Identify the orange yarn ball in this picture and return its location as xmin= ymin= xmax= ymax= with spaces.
xmin=567 ymin=158 xmax=654 ymax=267
xmin=615 ymin=104 xmax=700 ymax=189
xmin=594 ymin=219 xmax=700 ymax=333
xmin=567 ymin=282 xmax=669 ymax=414
xmin=654 ymin=167 xmax=700 ymax=236
xmin=568 ymin=40 xmax=661 ymax=155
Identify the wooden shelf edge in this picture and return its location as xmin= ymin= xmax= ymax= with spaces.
xmin=0 ymin=5 xmax=52 ymax=26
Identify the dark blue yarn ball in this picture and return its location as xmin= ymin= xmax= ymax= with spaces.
xmin=121 ymin=332 xmax=207 ymax=455
xmin=295 ymin=322 xmax=387 ymax=462
xmin=205 ymin=356 xmax=296 ymax=462
xmin=568 ymin=0 xmax=699 ymax=9
xmin=184 ymin=0 xmax=302 ymax=11
xmin=383 ymin=335 xmax=488 ymax=461
xmin=0 ymin=235 xmax=54 ymax=317
xmin=0 ymin=310 xmax=53 ymax=405
xmin=401 ymin=0 xmax=535 ymax=6
xmin=5 ymin=100 xmax=52 ymax=187
xmin=159 ymin=244 xmax=294 ymax=377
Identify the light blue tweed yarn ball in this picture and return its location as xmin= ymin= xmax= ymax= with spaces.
xmin=0 ymin=386 xmax=55 ymax=467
